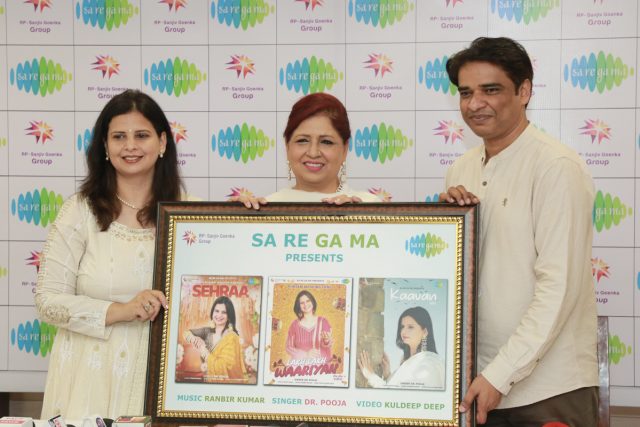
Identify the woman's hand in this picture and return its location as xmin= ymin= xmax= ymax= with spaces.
xmin=357 ymin=350 xmax=374 ymax=376
xmin=229 ymin=194 xmax=268 ymax=210
xmin=320 ymin=330 xmax=333 ymax=348
xmin=322 ymin=195 xmax=362 ymax=205
xmin=106 ymin=289 xmax=167 ymax=325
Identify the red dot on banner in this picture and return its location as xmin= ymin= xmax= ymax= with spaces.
xmin=542 ymin=423 xmax=569 ymax=427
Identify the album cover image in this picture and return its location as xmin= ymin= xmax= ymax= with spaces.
xmin=175 ymin=275 xmax=262 ymax=385
xmin=356 ymin=277 xmax=448 ymax=390
xmin=263 ymin=276 xmax=352 ymax=387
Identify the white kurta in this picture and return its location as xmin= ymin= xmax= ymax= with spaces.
xmin=266 ymin=184 xmax=382 ymax=202
xmin=35 ymin=194 xmax=156 ymax=419
xmin=362 ymin=351 xmax=445 ymax=389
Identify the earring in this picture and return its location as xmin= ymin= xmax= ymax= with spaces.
xmin=421 ymin=337 xmax=427 ymax=352
xmin=287 ymin=160 xmax=292 ymax=181
xmin=105 ymin=153 xmax=109 ymax=161
xmin=159 ymin=151 xmax=164 ymax=159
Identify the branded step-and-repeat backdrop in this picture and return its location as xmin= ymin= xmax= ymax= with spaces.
xmin=0 ymin=0 xmax=638 ymax=407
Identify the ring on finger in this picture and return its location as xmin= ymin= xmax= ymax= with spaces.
xmin=143 ymin=303 xmax=152 ymax=312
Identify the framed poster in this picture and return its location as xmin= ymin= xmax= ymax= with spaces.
xmin=146 ymin=202 xmax=478 ymax=427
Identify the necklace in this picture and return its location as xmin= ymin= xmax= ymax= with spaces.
xmin=116 ymin=194 xmax=140 ymax=210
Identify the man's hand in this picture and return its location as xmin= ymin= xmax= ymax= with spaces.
xmin=459 ymin=375 xmax=502 ymax=424
xmin=439 ymin=185 xmax=480 ymax=206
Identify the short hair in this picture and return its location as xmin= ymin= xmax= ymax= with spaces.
xmin=283 ymin=93 xmax=351 ymax=144
xmin=293 ymin=290 xmax=318 ymax=319
xmin=210 ymin=296 xmax=239 ymax=335
xmin=446 ymin=37 xmax=533 ymax=91
xmin=395 ymin=306 xmax=437 ymax=361
xmin=79 ymin=89 xmax=182 ymax=230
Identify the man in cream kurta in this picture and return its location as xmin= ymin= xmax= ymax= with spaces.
xmin=441 ymin=37 xmax=598 ymax=426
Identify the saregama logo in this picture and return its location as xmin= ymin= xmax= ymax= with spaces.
xmin=144 ymin=57 xmax=206 ymax=97
xmin=351 ymin=123 xmax=413 ymax=163
xmin=405 ymin=233 xmax=448 ymax=258
xmin=564 ymin=51 xmax=634 ymax=93
xmin=418 ymin=56 xmax=457 ymax=95
xmin=210 ymin=0 xmax=273 ymax=30
xmin=579 ymin=119 xmax=611 ymax=144
xmin=279 ymin=56 xmax=342 ymax=94
xmin=77 ymin=128 xmax=93 ymax=153
xmin=11 ymin=188 xmax=64 ymax=227
xmin=608 ymin=334 xmax=632 ymax=365
xmin=10 ymin=57 xmax=72 ymax=96
xmin=591 ymin=257 xmax=610 ymax=282
xmin=348 ymin=0 xmax=413 ymax=28
xmin=490 ymin=0 xmax=559 ymax=24
xmin=75 ymin=0 xmax=138 ymax=30
xmin=11 ymin=319 xmax=57 ymax=357
xmin=592 ymin=190 xmax=632 ymax=232
xmin=160 ymin=0 xmax=188 ymax=11
xmin=211 ymin=124 xmax=275 ymax=163
xmin=92 ymin=55 xmax=120 ymax=79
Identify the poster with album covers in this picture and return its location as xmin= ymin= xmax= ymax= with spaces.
xmin=8 ymin=176 xmax=75 ymax=242
xmin=8 ymin=111 xmax=74 ymax=177
xmin=209 ymin=0 xmax=276 ymax=45
xmin=562 ymin=0 xmax=638 ymax=39
xmin=591 ymin=247 xmax=634 ymax=317
xmin=263 ymin=276 xmax=352 ymax=388
xmin=210 ymin=112 xmax=277 ymax=178
xmin=73 ymin=0 xmax=141 ymax=45
xmin=8 ymin=241 xmax=43 ymax=306
xmin=417 ymin=0 xmax=487 ymax=43
xmin=209 ymin=177 xmax=277 ymax=203
xmin=276 ymin=44 xmax=346 ymax=113
xmin=415 ymin=110 xmax=481 ymax=179
xmin=74 ymin=45 xmax=142 ymax=111
xmin=607 ymin=316 xmax=635 ymax=387
xmin=415 ymin=42 xmax=464 ymax=112
xmin=8 ymin=306 xmax=52 ymax=371
xmin=560 ymin=38 xmax=637 ymax=109
xmin=487 ymin=0 xmax=560 ymax=40
xmin=175 ymin=275 xmax=261 ymax=385
xmin=561 ymin=109 xmax=635 ymax=179
xmin=209 ymin=44 xmax=277 ymax=112
xmin=347 ymin=111 xmax=415 ymax=178
xmin=345 ymin=0 xmax=416 ymax=43
xmin=6 ymin=0 xmax=72 ymax=44
xmin=356 ymin=278 xmax=448 ymax=391
xmin=592 ymin=178 xmax=634 ymax=248
xmin=7 ymin=45 xmax=74 ymax=111
xmin=276 ymin=0 xmax=345 ymax=44
xmin=140 ymin=0 xmax=208 ymax=45
xmin=345 ymin=43 xmax=415 ymax=111
xmin=166 ymin=112 xmax=209 ymax=178
xmin=141 ymin=45 xmax=209 ymax=112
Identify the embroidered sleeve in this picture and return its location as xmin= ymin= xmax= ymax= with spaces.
xmin=34 ymin=195 xmax=113 ymax=339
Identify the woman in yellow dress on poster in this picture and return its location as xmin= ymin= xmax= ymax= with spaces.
xmin=183 ymin=296 xmax=247 ymax=383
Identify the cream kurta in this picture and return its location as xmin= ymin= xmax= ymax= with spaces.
xmin=445 ymin=124 xmax=598 ymax=408
xmin=35 ymin=194 xmax=155 ymax=419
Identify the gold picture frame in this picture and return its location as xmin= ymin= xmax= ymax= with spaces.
xmin=146 ymin=202 xmax=478 ymax=427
